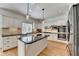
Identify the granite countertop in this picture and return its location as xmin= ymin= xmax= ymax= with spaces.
xmin=19 ymin=34 xmax=49 ymax=44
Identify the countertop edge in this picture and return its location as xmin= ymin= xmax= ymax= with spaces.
xmin=19 ymin=35 xmax=49 ymax=44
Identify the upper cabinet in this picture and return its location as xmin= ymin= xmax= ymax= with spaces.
xmin=2 ymin=16 xmax=25 ymax=28
xmin=0 ymin=15 xmax=2 ymax=28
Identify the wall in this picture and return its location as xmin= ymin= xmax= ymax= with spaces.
xmin=43 ymin=4 xmax=73 ymax=27
xmin=34 ymin=21 xmax=42 ymax=29
xmin=0 ymin=8 xmax=25 ymax=20
xmin=2 ymin=15 xmax=39 ymax=28
xmin=44 ymin=14 xmax=68 ymax=27
xmin=0 ymin=8 xmax=40 ymax=29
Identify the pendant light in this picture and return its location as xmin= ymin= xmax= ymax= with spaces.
xmin=26 ymin=3 xmax=30 ymax=20
xmin=42 ymin=8 xmax=45 ymax=24
xmin=42 ymin=8 xmax=45 ymax=33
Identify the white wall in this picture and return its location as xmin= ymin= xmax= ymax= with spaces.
xmin=2 ymin=15 xmax=34 ymax=28
xmin=43 ymin=4 xmax=73 ymax=27
xmin=34 ymin=21 xmax=42 ymax=29
xmin=0 ymin=8 xmax=25 ymax=20
xmin=44 ymin=14 xmax=68 ymax=27
xmin=0 ymin=8 xmax=40 ymax=29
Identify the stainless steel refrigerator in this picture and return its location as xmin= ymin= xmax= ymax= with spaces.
xmin=67 ymin=5 xmax=75 ymax=56
xmin=72 ymin=4 xmax=79 ymax=56
xmin=69 ymin=4 xmax=79 ymax=56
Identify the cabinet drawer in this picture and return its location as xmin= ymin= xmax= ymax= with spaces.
xmin=3 ymin=39 xmax=11 ymax=44
xmin=3 ymin=43 xmax=16 ymax=50
xmin=3 ymin=44 xmax=11 ymax=50
xmin=3 ymin=37 xmax=9 ymax=40
xmin=3 ymin=36 xmax=18 ymax=51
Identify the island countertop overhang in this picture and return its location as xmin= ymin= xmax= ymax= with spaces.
xmin=18 ymin=35 xmax=49 ymax=44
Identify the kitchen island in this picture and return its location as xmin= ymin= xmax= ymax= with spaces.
xmin=18 ymin=34 xmax=49 ymax=56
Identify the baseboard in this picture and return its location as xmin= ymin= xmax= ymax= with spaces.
xmin=37 ymin=45 xmax=47 ymax=56
xmin=48 ymin=39 xmax=68 ymax=44
xmin=3 ymin=47 xmax=17 ymax=52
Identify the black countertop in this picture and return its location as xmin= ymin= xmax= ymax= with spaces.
xmin=2 ymin=32 xmax=59 ymax=37
xmin=2 ymin=33 xmax=32 ymax=37
xmin=2 ymin=32 xmax=49 ymax=37
xmin=19 ymin=34 xmax=49 ymax=44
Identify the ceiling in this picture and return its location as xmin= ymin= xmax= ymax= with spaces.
xmin=0 ymin=3 xmax=72 ymax=19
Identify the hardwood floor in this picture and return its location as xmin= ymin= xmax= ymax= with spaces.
xmin=0 ymin=48 xmax=17 ymax=56
xmin=0 ymin=40 xmax=70 ymax=56
xmin=38 ymin=40 xmax=70 ymax=56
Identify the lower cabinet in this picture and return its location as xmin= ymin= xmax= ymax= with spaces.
xmin=45 ymin=33 xmax=57 ymax=40
xmin=2 ymin=36 xmax=19 ymax=51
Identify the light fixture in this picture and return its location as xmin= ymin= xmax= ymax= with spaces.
xmin=26 ymin=3 xmax=30 ymax=20
xmin=42 ymin=8 xmax=45 ymax=32
xmin=42 ymin=8 xmax=45 ymax=24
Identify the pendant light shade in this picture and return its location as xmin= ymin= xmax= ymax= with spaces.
xmin=26 ymin=3 xmax=30 ymax=20
xmin=42 ymin=8 xmax=45 ymax=32
xmin=26 ymin=15 xmax=30 ymax=19
xmin=42 ymin=8 xmax=45 ymax=24
xmin=42 ymin=8 xmax=44 ymax=20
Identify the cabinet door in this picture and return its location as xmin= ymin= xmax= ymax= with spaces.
xmin=47 ymin=34 xmax=57 ymax=40
xmin=3 ymin=37 xmax=9 ymax=45
xmin=47 ymin=34 xmax=53 ymax=40
xmin=3 ymin=43 xmax=11 ymax=50
xmin=3 ymin=37 xmax=11 ymax=50
xmin=3 ymin=16 xmax=12 ymax=27
xmin=9 ymin=36 xmax=17 ymax=47
xmin=3 ymin=36 xmax=18 ymax=51
xmin=52 ymin=34 xmax=57 ymax=40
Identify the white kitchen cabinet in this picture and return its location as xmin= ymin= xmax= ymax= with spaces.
xmin=18 ymin=36 xmax=47 ymax=56
xmin=3 ymin=16 xmax=12 ymax=27
xmin=2 ymin=36 xmax=19 ymax=51
xmin=52 ymin=34 xmax=57 ymax=40
xmin=3 ymin=16 xmax=21 ymax=28
xmin=45 ymin=33 xmax=57 ymax=40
